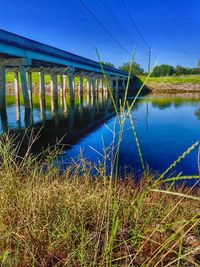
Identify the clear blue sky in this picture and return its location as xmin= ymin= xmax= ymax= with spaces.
xmin=0 ymin=0 xmax=199 ymax=71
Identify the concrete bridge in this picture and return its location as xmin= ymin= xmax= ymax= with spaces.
xmin=0 ymin=29 xmax=130 ymax=111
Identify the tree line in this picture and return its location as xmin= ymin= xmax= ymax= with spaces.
xmin=103 ymin=60 xmax=200 ymax=77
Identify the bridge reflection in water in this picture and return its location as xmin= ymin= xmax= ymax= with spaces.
xmin=0 ymin=89 xmax=119 ymax=155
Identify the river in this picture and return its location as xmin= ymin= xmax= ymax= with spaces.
xmin=1 ymin=93 xmax=200 ymax=178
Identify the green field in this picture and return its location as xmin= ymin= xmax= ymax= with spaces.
xmin=140 ymin=75 xmax=200 ymax=84
xmin=6 ymin=73 xmax=87 ymax=84
xmin=7 ymin=73 xmax=200 ymax=86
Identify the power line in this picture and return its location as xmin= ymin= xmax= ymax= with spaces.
xmin=79 ymin=0 xmax=132 ymax=57
xmin=148 ymin=46 xmax=151 ymax=73
xmin=100 ymin=0 xmax=147 ymax=54
xmin=120 ymin=0 xmax=152 ymax=71
xmin=100 ymin=0 xmax=136 ymax=47
xmin=120 ymin=0 xmax=149 ymax=48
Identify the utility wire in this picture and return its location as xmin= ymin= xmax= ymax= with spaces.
xmin=100 ymin=0 xmax=147 ymax=54
xmin=79 ymin=0 xmax=132 ymax=57
xmin=120 ymin=0 xmax=149 ymax=48
xmin=100 ymin=0 xmax=136 ymax=47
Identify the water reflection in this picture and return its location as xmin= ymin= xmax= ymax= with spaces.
xmin=0 ymin=108 xmax=8 ymax=132
xmin=62 ymin=94 xmax=200 ymax=178
xmin=0 ymin=93 xmax=200 ymax=179
xmin=24 ymin=109 xmax=33 ymax=128
xmin=195 ymin=109 xmax=200 ymax=120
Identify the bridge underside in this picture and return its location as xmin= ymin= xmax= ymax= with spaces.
xmin=0 ymin=29 xmax=133 ymax=111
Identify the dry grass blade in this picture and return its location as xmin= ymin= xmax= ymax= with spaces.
xmin=151 ymin=189 xmax=200 ymax=201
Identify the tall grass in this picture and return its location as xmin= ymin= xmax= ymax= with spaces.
xmin=0 ymin=53 xmax=200 ymax=266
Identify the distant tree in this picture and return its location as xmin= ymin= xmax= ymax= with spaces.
xmin=102 ymin=61 xmax=115 ymax=68
xmin=175 ymin=65 xmax=187 ymax=75
xmin=191 ymin=67 xmax=200 ymax=75
xmin=175 ymin=65 xmax=200 ymax=76
xmin=152 ymin=64 xmax=175 ymax=77
xmin=119 ymin=61 xmax=144 ymax=75
xmin=198 ymin=60 xmax=200 ymax=67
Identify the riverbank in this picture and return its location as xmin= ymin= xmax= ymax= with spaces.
xmin=140 ymin=76 xmax=200 ymax=93
xmin=6 ymin=73 xmax=200 ymax=95
xmin=0 ymin=138 xmax=199 ymax=266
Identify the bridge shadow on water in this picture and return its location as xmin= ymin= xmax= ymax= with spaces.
xmin=0 ymin=91 xmax=129 ymax=157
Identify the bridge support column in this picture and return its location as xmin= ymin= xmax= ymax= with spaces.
xmin=106 ymin=78 xmax=110 ymax=91
xmin=96 ymin=78 xmax=100 ymax=95
xmin=100 ymin=78 xmax=103 ymax=93
xmin=0 ymin=64 xmax=6 ymax=109
xmin=68 ymin=73 xmax=75 ymax=102
xmin=101 ymin=78 xmax=106 ymax=95
xmin=79 ymin=76 xmax=83 ymax=103
xmin=109 ymin=77 xmax=114 ymax=91
xmin=115 ymin=78 xmax=119 ymax=94
xmin=27 ymin=72 xmax=33 ymax=109
xmin=19 ymin=66 xmax=30 ymax=109
xmin=39 ymin=72 xmax=46 ymax=110
xmin=59 ymin=75 xmax=64 ymax=109
xmin=50 ymin=74 xmax=58 ymax=112
xmin=87 ymin=78 xmax=91 ymax=97
xmin=14 ymin=72 xmax=20 ymax=125
xmin=91 ymin=77 xmax=96 ymax=98
xmin=63 ymin=75 xmax=67 ymax=111
xmin=14 ymin=71 xmax=20 ymax=108
xmin=122 ymin=79 xmax=126 ymax=91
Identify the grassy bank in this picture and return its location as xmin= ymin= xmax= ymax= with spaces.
xmin=7 ymin=73 xmax=200 ymax=85
xmin=0 ymin=137 xmax=199 ymax=267
xmin=140 ymin=75 xmax=200 ymax=84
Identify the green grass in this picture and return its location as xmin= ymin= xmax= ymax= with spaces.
xmin=139 ymin=75 xmax=200 ymax=84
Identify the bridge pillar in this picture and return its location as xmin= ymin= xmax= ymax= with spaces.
xmin=96 ymin=78 xmax=100 ymax=94
xmin=14 ymin=71 xmax=20 ymax=108
xmin=110 ymin=77 xmax=114 ymax=91
xmin=39 ymin=71 xmax=46 ymax=111
xmin=87 ymin=77 xmax=91 ymax=97
xmin=68 ymin=73 xmax=75 ymax=102
xmin=106 ymin=77 xmax=111 ymax=91
xmin=19 ymin=65 xmax=31 ymax=109
xmin=50 ymin=74 xmax=58 ymax=112
xmin=101 ymin=78 xmax=106 ymax=95
xmin=122 ymin=79 xmax=126 ymax=91
xmin=100 ymin=78 xmax=104 ymax=93
xmin=63 ymin=75 xmax=67 ymax=111
xmin=115 ymin=78 xmax=119 ymax=93
xmin=59 ymin=75 xmax=64 ymax=109
xmin=14 ymin=71 xmax=21 ymax=126
xmin=27 ymin=72 xmax=33 ymax=109
xmin=91 ymin=77 xmax=96 ymax=98
xmin=0 ymin=64 xmax=6 ymax=109
xmin=79 ymin=76 xmax=84 ymax=103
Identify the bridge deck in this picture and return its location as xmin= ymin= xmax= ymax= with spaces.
xmin=0 ymin=29 xmax=130 ymax=78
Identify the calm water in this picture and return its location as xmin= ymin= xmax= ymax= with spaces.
xmin=1 ymin=93 xmax=200 ymax=177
